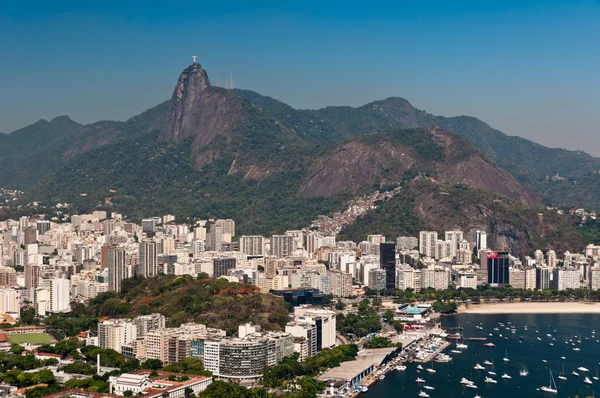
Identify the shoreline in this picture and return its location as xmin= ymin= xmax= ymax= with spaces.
xmin=456 ymin=301 xmax=600 ymax=314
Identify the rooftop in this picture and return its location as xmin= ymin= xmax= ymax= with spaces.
xmin=318 ymin=360 xmax=373 ymax=382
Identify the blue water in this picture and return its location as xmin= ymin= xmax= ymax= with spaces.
xmin=364 ymin=313 xmax=600 ymax=397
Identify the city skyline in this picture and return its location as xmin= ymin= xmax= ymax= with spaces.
xmin=1 ymin=1 xmax=599 ymax=154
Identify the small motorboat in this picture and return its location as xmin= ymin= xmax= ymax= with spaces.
xmin=416 ymin=378 xmax=425 ymax=383
xmin=578 ymin=367 xmax=590 ymax=372
xmin=520 ymin=370 xmax=529 ymax=376
xmin=418 ymin=392 xmax=430 ymax=398
xmin=485 ymin=377 xmax=498 ymax=384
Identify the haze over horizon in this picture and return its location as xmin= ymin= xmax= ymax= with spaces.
xmin=1 ymin=0 xmax=599 ymax=155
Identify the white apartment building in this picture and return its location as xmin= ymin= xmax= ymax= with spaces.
xmin=456 ymin=272 xmax=477 ymax=289
xmin=419 ymin=231 xmax=438 ymax=258
xmin=239 ymin=236 xmax=265 ymax=256
xmin=293 ymin=307 xmax=336 ymax=349
xmin=0 ymin=288 xmax=20 ymax=314
xmin=421 ymin=268 xmax=449 ymax=290
xmin=396 ymin=264 xmax=418 ymax=291
xmin=99 ymin=319 xmax=138 ymax=353
xmin=270 ymin=235 xmax=294 ymax=258
xmin=552 ymin=268 xmax=580 ymax=290
xmin=589 ymin=268 xmax=600 ymax=290
xmin=76 ymin=279 xmax=108 ymax=301
xmin=50 ymin=278 xmax=70 ymax=313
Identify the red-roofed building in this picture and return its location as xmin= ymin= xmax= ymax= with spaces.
xmin=0 ymin=332 xmax=10 ymax=352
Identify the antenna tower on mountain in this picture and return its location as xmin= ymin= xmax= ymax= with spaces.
xmin=216 ymin=66 xmax=220 ymax=87
xmin=229 ymin=68 xmax=235 ymax=89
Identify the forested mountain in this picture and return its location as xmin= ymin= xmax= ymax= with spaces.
xmin=0 ymin=61 xmax=597 ymax=254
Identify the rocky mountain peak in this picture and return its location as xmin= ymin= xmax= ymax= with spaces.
xmin=158 ymin=61 xmax=243 ymax=167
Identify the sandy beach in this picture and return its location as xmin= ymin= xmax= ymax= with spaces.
xmin=459 ymin=301 xmax=600 ymax=314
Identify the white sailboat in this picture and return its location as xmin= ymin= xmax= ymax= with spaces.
xmin=540 ymin=369 xmax=558 ymax=393
xmin=426 ymin=361 xmax=436 ymax=373
xmin=503 ymin=349 xmax=509 ymax=362
xmin=488 ymin=359 xmax=496 ymax=376
xmin=502 ymin=373 xmax=512 ymax=379
xmin=485 ymin=376 xmax=498 ymax=384
xmin=474 ymin=363 xmax=485 ymax=370
xmin=593 ymin=368 xmax=599 ymax=381
xmin=558 ymin=365 xmax=568 ymax=381
xmin=584 ymin=377 xmax=593 ymax=385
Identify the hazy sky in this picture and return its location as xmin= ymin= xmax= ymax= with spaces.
xmin=1 ymin=1 xmax=599 ymax=154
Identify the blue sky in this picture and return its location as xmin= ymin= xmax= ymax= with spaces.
xmin=1 ymin=0 xmax=599 ymax=154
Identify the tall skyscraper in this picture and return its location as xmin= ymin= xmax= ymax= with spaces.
xmin=486 ymin=251 xmax=510 ymax=286
xmin=139 ymin=240 xmax=158 ymax=278
xmin=380 ymin=243 xmax=396 ymax=290
xmin=108 ymin=246 xmax=127 ymax=292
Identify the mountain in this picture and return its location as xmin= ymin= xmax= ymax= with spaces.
xmin=0 ymin=61 xmax=593 ymax=255
xmin=0 ymin=116 xmax=82 ymax=188
xmin=338 ymin=180 xmax=584 ymax=255
xmin=235 ymin=90 xmax=600 ymax=210
xmin=63 ymin=100 xmax=170 ymax=158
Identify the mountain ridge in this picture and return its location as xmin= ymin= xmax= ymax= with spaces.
xmin=0 ymin=61 xmax=597 ymax=256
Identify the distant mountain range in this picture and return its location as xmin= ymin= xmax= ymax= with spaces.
xmin=1 ymin=61 xmax=597 ymax=254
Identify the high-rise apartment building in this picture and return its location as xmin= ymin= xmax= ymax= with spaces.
xmin=270 ymin=235 xmax=294 ymax=258
xmin=476 ymin=230 xmax=487 ymax=252
xmin=0 ymin=266 xmax=17 ymax=287
xmin=328 ymin=270 xmax=352 ymax=298
xmin=0 ymin=288 xmax=20 ymax=314
xmin=215 ymin=219 xmax=235 ymax=237
xmin=213 ymin=258 xmax=236 ymax=278
xmin=368 ymin=268 xmax=387 ymax=291
xmin=419 ymin=231 xmax=438 ymax=258
xmin=536 ymin=266 xmax=551 ymax=290
xmin=50 ymin=278 xmax=70 ymax=313
xmin=207 ymin=223 xmax=224 ymax=252
xmin=239 ymin=236 xmax=264 ymax=256
xmin=552 ymin=268 xmax=580 ymax=290
xmin=108 ymin=246 xmax=127 ymax=292
xmin=139 ymin=240 xmax=158 ymax=278
xmin=99 ymin=319 xmax=138 ymax=353
xmin=547 ymin=250 xmax=557 ymax=268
